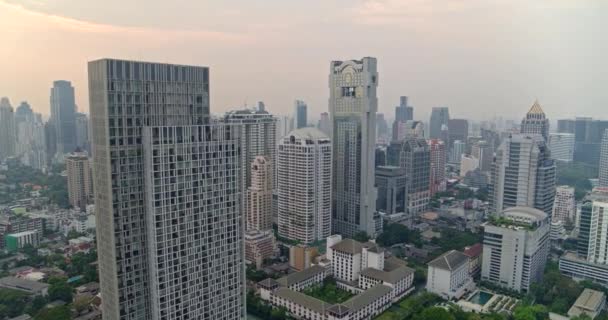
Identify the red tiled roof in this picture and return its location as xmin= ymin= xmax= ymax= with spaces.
xmin=463 ymin=243 xmax=482 ymax=257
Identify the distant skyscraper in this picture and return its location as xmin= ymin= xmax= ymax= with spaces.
xmin=66 ymin=153 xmax=92 ymax=211
xmin=317 ymin=112 xmax=331 ymax=137
xmin=548 ymin=133 xmax=575 ymax=163
xmin=450 ymin=140 xmax=466 ymax=164
xmin=257 ymin=101 xmax=266 ymax=112
xmin=0 ymin=97 xmax=16 ymax=161
xmin=388 ymin=137 xmax=431 ymax=214
xmin=472 ymin=140 xmax=494 ymax=173
xmin=89 ymin=59 xmax=246 ymax=320
xmin=520 ymin=100 xmax=549 ymax=141
xmin=552 ymin=186 xmax=575 ymax=224
xmin=329 ymin=57 xmax=379 ymax=237
xmin=15 ymin=101 xmax=33 ymax=127
xmin=75 ymin=112 xmax=90 ymax=152
xmin=277 ymin=128 xmax=332 ymax=244
xmin=276 ymin=114 xmax=293 ymax=142
xmin=557 ymin=119 xmax=575 ymax=134
xmin=395 ymin=96 xmax=413 ymax=122
xmin=294 ymin=99 xmax=308 ymax=129
xmin=44 ymin=122 xmax=56 ymax=167
xmin=16 ymin=111 xmax=46 ymax=169
xmin=375 ymin=166 xmax=407 ymax=215
xmin=490 ymin=134 xmax=556 ymax=215
xmin=428 ymin=139 xmax=446 ymax=195
xmin=376 ymin=113 xmax=389 ymax=142
xmin=600 ymin=130 xmax=608 ymax=187
xmin=481 ymin=207 xmax=550 ymax=292
xmin=448 ymin=119 xmax=468 ymax=148
xmin=248 ymin=156 xmax=273 ymax=231
xmin=50 ymin=80 xmax=77 ymax=154
xmin=430 ymin=107 xmax=450 ymax=139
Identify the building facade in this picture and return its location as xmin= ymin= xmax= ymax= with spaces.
xmin=428 ymin=139 xmax=446 ymax=195
xmin=277 ymin=128 xmax=332 ymax=244
xmin=387 ymin=138 xmax=431 ymax=214
xmin=472 ymin=140 xmax=494 ymax=173
xmin=450 ymin=140 xmax=466 ymax=164
xmin=329 ymin=57 xmax=378 ymax=237
xmin=427 ymin=250 xmax=474 ymax=300
xmin=89 ymin=59 xmax=232 ymax=320
xmin=0 ymin=97 xmax=16 ymax=161
xmin=375 ymin=166 xmax=407 ymax=216
xmin=430 ymin=107 xmax=449 ymax=139
xmin=600 ymin=130 xmax=608 ymax=187
xmin=247 ymin=156 xmax=273 ymax=231
xmin=142 ymin=124 xmax=244 ymax=320
xmin=490 ymin=134 xmax=556 ymax=216
xmin=552 ymin=186 xmax=576 ymax=224
xmin=294 ymin=100 xmax=308 ymax=129
xmin=50 ymin=80 xmax=77 ymax=154
xmin=66 ymin=153 xmax=92 ymax=212
xmin=481 ymin=207 xmax=550 ymax=292
xmin=548 ymin=133 xmax=575 ymax=163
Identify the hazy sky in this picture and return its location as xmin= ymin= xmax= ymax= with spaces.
xmin=1 ymin=0 xmax=607 ymax=122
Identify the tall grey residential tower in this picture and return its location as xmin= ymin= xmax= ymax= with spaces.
xmin=89 ymin=59 xmax=244 ymax=320
xmin=430 ymin=107 xmax=450 ymax=139
xmin=329 ymin=57 xmax=379 ymax=237
xmin=50 ymin=80 xmax=77 ymax=155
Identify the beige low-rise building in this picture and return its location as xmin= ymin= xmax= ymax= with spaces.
xmin=568 ymin=288 xmax=606 ymax=319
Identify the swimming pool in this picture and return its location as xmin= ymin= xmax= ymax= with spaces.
xmin=468 ymin=291 xmax=494 ymax=306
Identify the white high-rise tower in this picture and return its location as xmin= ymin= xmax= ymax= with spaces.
xmin=329 ymin=57 xmax=379 ymax=237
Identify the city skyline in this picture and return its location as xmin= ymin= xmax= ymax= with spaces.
xmin=1 ymin=1 xmax=607 ymax=122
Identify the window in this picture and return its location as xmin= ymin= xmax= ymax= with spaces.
xmin=342 ymin=87 xmax=356 ymax=97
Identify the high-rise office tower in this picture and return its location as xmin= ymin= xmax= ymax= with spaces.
xmin=430 ymin=107 xmax=450 ymax=139
xmin=387 ymin=137 xmax=431 ymax=214
xmin=552 ymin=186 xmax=575 ymax=224
xmin=520 ymin=100 xmax=549 ymax=141
xmin=376 ymin=113 xmax=389 ymax=141
xmin=428 ymin=139 xmax=446 ymax=195
xmin=89 ymin=59 xmax=245 ymax=320
xmin=66 ymin=152 xmax=92 ymax=211
xmin=329 ymin=57 xmax=379 ymax=237
xmin=50 ymin=80 xmax=77 ymax=154
xmin=317 ymin=112 xmax=331 ymax=137
xmin=75 ymin=112 xmax=90 ymax=152
xmin=0 ymin=98 xmax=16 ymax=161
xmin=395 ymin=96 xmax=413 ymax=122
xmin=481 ymin=207 xmax=550 ymax=292
xmin=577 ymin=189 xmax=608 ymax=264
xmin=257 ymin=101 xmax=266 ymax=112
xmin=450 ymin=140 xmax=466 ymax=164
xmin=143 ymin=124 xmax=244 ymax=320
xmin=15 ymin=101 xmax=33 ymax=127
xmin=375 ymin=166 xmax=408 ymax=215
xmin=548 ymin=133 xmax=575 ymax=163
xmin=294 ymin=99 xmax=308 ymax=129
xmin=277 ymin=128 xmax=332 ymax=244
xmin=392 ymin=96 xmax=413 ymax=141
xmin=44 ymin=121 xmax=56 ymax=166
xmin=16 ymin=111 xmax=46 ymax=170
xmin=557 ymin=119 xmax=575 ymax=134
xmin=248 ymin=156 xmax=273 ymax=231
xmin=471 ymin=140 xmax=494 ymax=173
xmin=490 ymin=134 xmax=556 ymax=215
xmin=599 ymin=130 xmax=608 ymax=187
xmin=448 ymin=119 xmax=468 ymax=148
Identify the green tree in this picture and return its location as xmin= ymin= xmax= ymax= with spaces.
xmin=414 ymin=307 xmax=455 ymax=320
xmin=47 ymin=277 xmax=73 ymax=303
xmin=34 ymin=305 xmax=70 ymax=320
xmin=353 ymin=231 xmax=370 ymax=242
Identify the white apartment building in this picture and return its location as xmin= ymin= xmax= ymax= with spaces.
xmin=277 ymin=128 xmax=332 ymax=244
xmin=427 ymin=250 xmax=474 ymax=300
xmin=244 ymin=229 xmax=276 ymax=269
xmin=330 ymin=239 xmax=383 ymax=283
xmin=600 ymin=130 xmax=608 ymax=187
xmin=481 ymin=207 xmax=550 ymax=292
xmin=66 ymin=153 xmax=92 ymax=212
xmin=248 ymin=156 xmax=273 ymax=231
xmin=549 ymin=133 xmax=575 ymax=162
xmin=553 ymin=186 xmax=576 ymax=224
